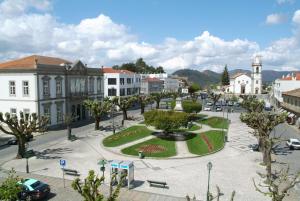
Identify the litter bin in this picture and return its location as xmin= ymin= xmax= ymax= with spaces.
xmin=138 ymin=151 xmax=144 ymax=159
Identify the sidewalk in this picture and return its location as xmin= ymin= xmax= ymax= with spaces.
xmin=0 ymin=171 xmax=188 ymax=201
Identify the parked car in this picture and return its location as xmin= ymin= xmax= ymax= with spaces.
xmin=234 ymin=102 xmax=240 ymax=107
xmin=206 ymin=102 xmax=213 ymax=106
xmin=204 ymin=107 xmax=211 ymax=111
xmin=216 ymin=106 xmax=222 ymax=112
xmin=18 ymin=178 xmax=50 ymax=201
xmin=228 ymin=101 xmax=234 ymax=106
xmin=7 ymin=134 xmax=33 ymax=145
xmin=248 ymin=144 xmax=259 ymax=152
xmin=286 ymin=138 xmax=300 ymax=150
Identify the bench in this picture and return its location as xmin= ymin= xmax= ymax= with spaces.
xmin=147 ymin=180 xmax=167 ymax=188
xmin=63 ymin=168 xmax=80 ymax=176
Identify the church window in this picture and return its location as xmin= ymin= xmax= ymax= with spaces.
xmin=246 ymin=81 xmax=248 ymax=84
xmin=238 ymin=81 xmax=240 ymax=84
xmin=256 ymin=67 xmax=259 ymax=73
xmin=256 ymin=80 xmax=258 ymax=84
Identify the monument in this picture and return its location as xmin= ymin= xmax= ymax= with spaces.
xmin=174 ymin=97 xmax=183 ymax=111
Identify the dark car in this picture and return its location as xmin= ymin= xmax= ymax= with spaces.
xmin=18 ymin=178 xmax=50 ymax=201
xmin=248 ymin=144 xmax=259 ymax=152
xmin=7 ymin=134 xmax=33 ymax=145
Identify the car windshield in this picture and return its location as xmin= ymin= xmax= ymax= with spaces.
xmin=293 ymin=142 xmax=300 ymax=145
xmin=30 ymin=181 xmax=41 ymax=189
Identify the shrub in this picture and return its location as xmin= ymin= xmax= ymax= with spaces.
xmin=171 ymin=100 xmax=175 ymax=109
xmin=182 ymin=100 xmax=202 ymax=113
xmin=144 ymin=110 xmax=189 ymax=133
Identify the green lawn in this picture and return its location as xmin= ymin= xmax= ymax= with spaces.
xmin=186 ymin=130 xmax=225 ymax=155
xmin=172 ymin=124 xmax=201 ymax=132
xmin=102 ymin=126 xmax=152 ymax=147
xmin=121 ymin=137 xmax=176 ymax=158
xmin=198 ymin=116 xmax=229 ymax=129
xmin=196 ymin=114 xmax=208 ymax=119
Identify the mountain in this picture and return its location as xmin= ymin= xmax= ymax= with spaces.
xmin=172 ymin=68 xmax=300 ymax=87
xmin=172 ymin=69 xmax=221 ymax=87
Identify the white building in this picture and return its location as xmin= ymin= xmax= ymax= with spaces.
xmin=103 ymin=68 xmax=141 ymax=97
xmin=0 ymin=55 xmax=104 ymax=127
xmin=226 ymin=56 xmax=262 ymax=95
xmin=272 ymin=73 xmax=300 ymax=107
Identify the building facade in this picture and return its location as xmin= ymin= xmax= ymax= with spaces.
xmin=141 ymin=77 xmax=164 ymax=95
xmin=0 ymin=55 xmax=104 ymax=126
xmin=225 ymin=56 xmax=262 ymax=95
xmin=103 ymin=68 xmax=141 ymax=97
xmin=272 ymin=73 xmax=300 ymax=107
xmin=281 ymin=88 xmax=300 ymax=124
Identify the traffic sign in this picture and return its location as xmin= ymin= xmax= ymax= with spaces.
xmin=60 ymin=159 xmax=66 ymax=168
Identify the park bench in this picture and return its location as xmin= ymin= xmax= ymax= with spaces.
xmin=62 ymin=168 xmax=80 ymax=176
xmin=147 ymin=180 xmax=167 ymax=188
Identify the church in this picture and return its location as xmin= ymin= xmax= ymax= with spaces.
xmin=225 ymin=56 xmax=262 ymax=95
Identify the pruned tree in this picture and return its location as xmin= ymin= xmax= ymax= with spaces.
xmin=72 ymin=170 xmax=126 ymax=201
xmin=208 ymin=91 xmax=222 ymax=110
xmin=151 ymin=92 xmax=165 ymax=109
xmin=84 ymin=99 xmax=111 ymax=130
xmin=0 ymin=169 xmax=22 ymax=201
xmin=188 ymin=83 xmax=201 ymax=101
xmin=186 ymin=186 xmax=235 ymax=201
xmin=112 ymin=96 xmax=136 ymax=122
xmin=136 ymin=95 xmax=151 ymax=114
xmin=0 ymin=112 xmax=48 ymax=158
xmin=64 ymin=113 xmax=77 ymax=140
xmin=253 ymin=167 xmax=300 ymax=201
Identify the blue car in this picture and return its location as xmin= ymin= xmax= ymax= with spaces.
xmin=18 ymin=178 xmax=50 ymax=200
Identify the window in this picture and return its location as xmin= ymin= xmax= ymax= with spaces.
xmin=56 ymin=104 xmax=63 ymax=123
xmin=43 ymin=105 xmax=51 ymax=124
xmin=89 ymin=77 xmax=94 ymax=93
xmin=127 ymin=88 xmax=132 ymax=95
xmin=256 ymin=80 xmax=258 ymax=84
xmin=23 ymin=109 xmax=30 ymax=115
xmin=256 ymin=67 xmax=259 ymax=73
xmin=238 ymin=81 xmax=240 ymax=84
xmin=127 ymin=78 xmax=131 ymax=84
xmin=43 ymin=80 xmax=50 ymax=96
xmin=9 ymin=81 xmax=16 ymax=96
xmin=120 ymin=88 xmax=126 ymax=96
xmin=97 ymin=78 xmax=101 ymax=93
xmin=56 ymin=80 xmax=62 ymax=95
xmin=10 ymin=108 xmax=17 ymax=117
xmin=108 ymin=78 xmax=116 ymax=85
xmin=120 ymin=78 xmax=125 ymax=85
xmin=23 ymin=81 xmax=29 ymax=96
xmin=108 ymin=88 xmax=117 ymax=96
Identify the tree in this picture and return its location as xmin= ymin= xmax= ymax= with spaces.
xmin=182 ymin=100 xmax=202 ymax=114
xmin=136 ymin=95 xmax=151 ymax=114
xmin=112 ymin=96 xmax=136 ymax=122
xmin=240 ymin=96 xmax=286 ymax=182
xmin=156 ymin=66 xmax=165 ymax=73
xmin=188 ymin=83 xmax=201 ymax=101
xmin=151 ymin=92 xmax=165 ymax=109
xmin=0 ymin=112 xmax=48 ymax=158
xmin=0 ymin=169 xmax=22 ymax=201
xmin=72 ymin=170 xmax=126 ymax=201
xmin=64 ymin=113 xmax=77 ymax=140
xmin=84 ymin=99 xmax=111 ymax=130
xmin=208 ymin=91 xmax=222 ymax=111
xmin=221 ymin=65 xmax=230 ymax=86
xmin=253 ymin=167 xmax=300 ymax=201
xmin=144 ymin=110 xmax=189 ymax=133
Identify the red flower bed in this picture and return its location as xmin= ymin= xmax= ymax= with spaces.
xmin=201 ymin=134 xmax=214 ymax=152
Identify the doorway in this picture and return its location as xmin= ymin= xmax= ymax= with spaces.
xmin=241 ymin=85 xmax=246 ymax=94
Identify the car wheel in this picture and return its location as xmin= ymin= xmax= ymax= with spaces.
xmin=290 ymin=146 xmax=294 ymax=150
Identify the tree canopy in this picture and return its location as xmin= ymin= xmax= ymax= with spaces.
xmin=112 ymin=58 xmax=165 ymax=73
xmin=221 ymin=65 xmax=230 ymax=86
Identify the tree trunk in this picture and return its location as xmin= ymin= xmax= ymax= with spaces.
xmin=67 ymin=125 xmax=72 ymax=140
xmin=17 ymin=136 xmax=26 ymax=159
xmin=258 ymin=137 xmax=264 ymax=152
xmin=141 ymin=104 xmax=145 ymax=114
xmin=123 ymin=110 xmax=127 ymax=120
xmin=95 ymin=117 xmax=100 ymax=130
xmin=156 ymin=101 xmax=160 ymax=109
xmin=262 ymin=139 xmax=272 ymax=182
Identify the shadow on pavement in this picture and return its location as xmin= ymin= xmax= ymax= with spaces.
xmin=44 ymin=192 xmax=56 ymax=200
xmin=131 ymin=180 xmax=145 ymax=189
xmin=35 ymin=148 xmax=73 ymax=160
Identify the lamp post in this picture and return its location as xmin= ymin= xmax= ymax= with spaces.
xmin=111 ymin=103 xmax=115 ymax=134
xmin=206 ymin=162 xmax=213 ymax=201
xmin=25 ymin=142 xmax=29 ymax=173
xmin=98 ymin=159 xmax=107 ymax=182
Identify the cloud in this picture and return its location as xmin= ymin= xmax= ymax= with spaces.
xmin=281 ymin=66 xmax=299 ymax=71
xmin=277 ymin=0 xmax=294 ymax=5
xmin=293 ymin=10 xmax=300 ymax=24
xmin=266 ymin=13 xmax=286 ymax=25
xmin=0 ymin=0 xmax=299 ymax=73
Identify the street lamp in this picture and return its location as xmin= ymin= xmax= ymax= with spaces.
xmin=98 ymin=159 xmax=107 ymax=182
xmin=111 ymin=103 xmax=115 ymax=134
xmin=206 ymin=162 xmax=213 ymax=201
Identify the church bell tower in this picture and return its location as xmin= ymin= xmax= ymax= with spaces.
xmin=251 ymin=56 xmax=262 ymax=94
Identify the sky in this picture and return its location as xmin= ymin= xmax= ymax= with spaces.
xmin=0 ymin=0 xmax=300 ymax=73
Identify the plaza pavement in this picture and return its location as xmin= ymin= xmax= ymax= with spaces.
xmin=2 ymin=110 xmax=273 ymax=201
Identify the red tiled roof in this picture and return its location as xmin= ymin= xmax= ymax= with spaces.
xmin=280 ymin=73 xmax=300 ymax=80
xmin=281 ymin=76 xmax=293 ymax=80
xmin=102 ymin=67 xmax=134 ymax=74
xmin=0 ymin=55 xmax=71 ymax=69
xmin=143 ymin=77 xmax=163 ymax=82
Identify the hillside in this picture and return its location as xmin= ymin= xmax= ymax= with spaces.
xmin=172 ymin=68 xmax=300 ymax=87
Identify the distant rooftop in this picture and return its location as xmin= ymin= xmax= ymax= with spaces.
xmin=102 ymin=67 xmax=134 ymax=74
xmin=0 ymin=55 xmax=72 ymax=69
xmin=280 ymin=73 xmax=300 ymax=81
xmin=283 ymin=88 xmax=300 ymax=98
